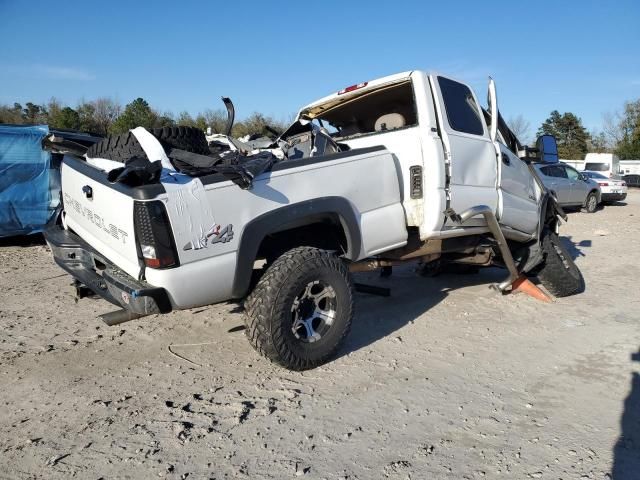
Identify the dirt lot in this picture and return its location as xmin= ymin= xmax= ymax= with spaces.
xmin=1 ymin=191 xmax=639 ymax=480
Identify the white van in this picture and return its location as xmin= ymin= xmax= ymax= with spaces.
xmin=583 ymin=153 xmax=621 ymax=178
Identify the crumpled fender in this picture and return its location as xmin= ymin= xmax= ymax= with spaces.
xmin=518 ymin=191 xmax=568 ymax=273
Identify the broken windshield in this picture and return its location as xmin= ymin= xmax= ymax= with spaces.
xmin=310 ymin=81 xmax=418 ymax=138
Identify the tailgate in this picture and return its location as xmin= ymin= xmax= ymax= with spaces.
xmin=61 ymin=158 xmax=141 ymax=279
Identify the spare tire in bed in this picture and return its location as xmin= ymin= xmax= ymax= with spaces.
xmin=153 ymin=126 xmax=210 ymax=155
xmin=86 ymin=126 xmax=210 ymax=162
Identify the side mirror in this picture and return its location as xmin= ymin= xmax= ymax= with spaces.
xmin=518 ymin=145 xmax=539 ymax=162
xmin=579 ymin=173 xmax=588 ymax=182
xmin=536 ymin=134 xmax=559 ymax=163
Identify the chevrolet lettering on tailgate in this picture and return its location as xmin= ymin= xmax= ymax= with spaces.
xmin=64 ymin=192 xmax=129 ymax=244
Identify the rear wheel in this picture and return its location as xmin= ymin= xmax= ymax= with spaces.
xmin=244 ymin=247 xmax=354 ymax=370
xmin=584 ymin=192 xmax=598 ymax=213
xmin=534 ymin=230 xmax=585 ymax=297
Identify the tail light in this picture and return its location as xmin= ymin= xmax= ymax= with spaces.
xmin=134 ymin=201 xmax=179 ymax=269
xmin=598 ymin=182 xmax=609 ymax=186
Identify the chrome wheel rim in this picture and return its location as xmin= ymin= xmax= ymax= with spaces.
xmin=588 ymin=195 xmax=597 ymax=210
xmin=290 ymin=280 xmax=337 ymax=343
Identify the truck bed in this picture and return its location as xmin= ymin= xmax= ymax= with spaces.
xmin=58 ymin=146 xmax=408 ymax=309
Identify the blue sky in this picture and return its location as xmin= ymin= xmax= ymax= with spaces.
xmin=1 ymin=0 xmax=638 ymax=137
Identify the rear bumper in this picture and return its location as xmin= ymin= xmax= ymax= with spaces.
xmin=44 ymin=223 xmax=172 ymax=315
xmin=601 ymin=192 xmax=627 ymax=202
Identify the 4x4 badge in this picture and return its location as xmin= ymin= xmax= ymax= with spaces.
xmin=183 ymin=224 xmax=234 ymax=251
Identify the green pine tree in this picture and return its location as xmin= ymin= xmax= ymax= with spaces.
xmin=537 ymin=111 xmax=590 ymax=159
xmin=50 ymin=106 xmax=81 ymax=130
xmin=110 ymin=98 xmax=157 ymax=134
xmin=615 ymin=99 xmax=640 ymax=159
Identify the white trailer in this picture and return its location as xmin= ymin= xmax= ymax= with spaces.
xmin=583 ymin=153 xmax=620 ymax=177
xmin=564 ymin=157 xmax=639 ymax=177
xmin=561 ymin=159 xmax=585 ymax=170
xmin=620 ymin=160 xmax=640 ymax=175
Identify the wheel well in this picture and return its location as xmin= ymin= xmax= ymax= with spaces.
xmin=543 ymin=196 xmax=556 ymax=226
xmin=231 ymin=198 xmax=362 ymax=299
xmin=585 ymin=189 xmax=599 ymax=204
xmin=256 ymin=214 xmax=349 ymax=262
xmin=538 ymin=192 xmax=561 ymax=240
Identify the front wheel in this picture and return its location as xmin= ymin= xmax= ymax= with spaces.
xmin=584 ymin=192 xmax=598 ymax=213
xmin=243 ymin=247 xmax=354 ymax=370
xmin=534 ymin=230 xmax=585 ymax=297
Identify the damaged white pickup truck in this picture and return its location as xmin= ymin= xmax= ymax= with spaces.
xmin=45 ymin=71 xmax=584 ymax=370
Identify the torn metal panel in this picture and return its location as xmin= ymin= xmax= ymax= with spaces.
xmin=221 ymin=96 xmax=234 ymax=135
xmin=160 ymin=174 xmax=217 ymax=258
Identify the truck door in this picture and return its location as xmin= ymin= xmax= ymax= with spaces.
xmin=494 ymin=143 xmax=540 ymax=232
xmin=430 ymin=74 xmax=498 ymax=226
xmin=487 ymin=79 xmax=539 ymax=234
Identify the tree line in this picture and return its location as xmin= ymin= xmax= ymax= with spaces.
xmin=508 ymin=98 xmax=640 ymax=160
xmin=0 ymin=97 xmax=292 ymax=139
xmin=2 ymin=95 xmax=639 ymax=160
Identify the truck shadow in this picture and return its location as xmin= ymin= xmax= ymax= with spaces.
xmin=559 ymin=236 xmax=591 ymax=261
xmin=0 ymin=233 xmax=46 ymax=247
xmin=611 ymin=349 xmax=640 ymax=479
xmin=337 ymin=266 xmax=505 ymax=359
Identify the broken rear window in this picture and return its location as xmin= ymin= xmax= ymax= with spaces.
xmin=313 ymin=82 xmax=418 ymax=138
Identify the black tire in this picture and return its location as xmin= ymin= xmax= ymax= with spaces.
xmin=244 ymin=247 xmax=354 ymax=370
xmin=153 ymin=126 xmax=210 ymax=155
xmin=535 ymin=230 xmax=585 ymax=297
xmin=86 ymin=126 xmax=209 ymax=162
xmin=584 ymin=191 xmax=598 ymax=213
xmin=85 ymin=131 xmax=146 ymax=163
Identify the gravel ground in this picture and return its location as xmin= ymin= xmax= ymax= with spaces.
xmin=1 ymin=191 xmax=639 ymax=480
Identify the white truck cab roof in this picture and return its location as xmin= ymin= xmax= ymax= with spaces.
xmin=298 ymin=71 xmax=440 ymax=119
xmin=299 ymin=71 xmax=413 ymax=117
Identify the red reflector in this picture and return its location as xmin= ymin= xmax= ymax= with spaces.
xmin=145 ymin=258 xmax=162 ymax=268
xmin=338 ymin=82 xmax=368 ymax=95
xmin=144 ymin=257 xmax=177 ymax=269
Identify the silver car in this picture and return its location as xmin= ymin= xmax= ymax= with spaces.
xmin=533 ymin=162 xmax=601 ymax=213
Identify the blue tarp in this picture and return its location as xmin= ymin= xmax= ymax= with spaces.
xmin=0 ymin=124 xmax=60 ymax=237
